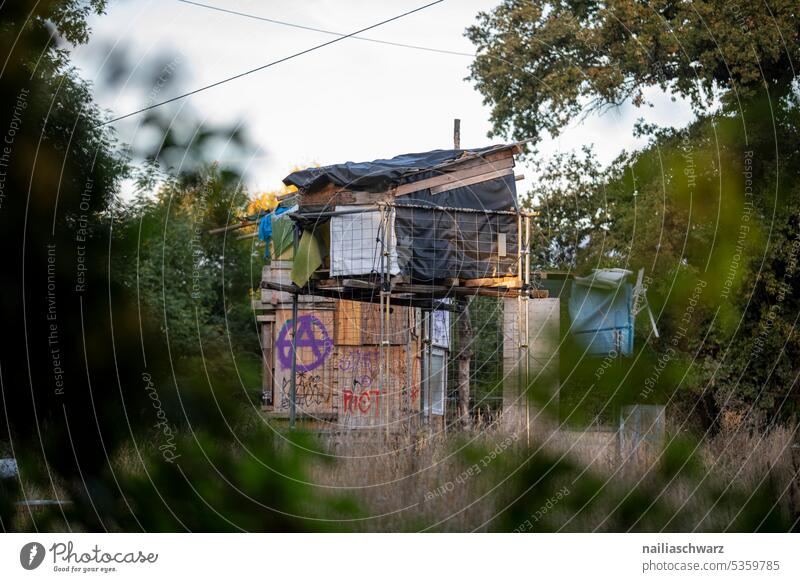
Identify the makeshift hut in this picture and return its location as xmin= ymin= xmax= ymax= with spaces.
xmin=253 ymin=143 xmax=557 ymax=435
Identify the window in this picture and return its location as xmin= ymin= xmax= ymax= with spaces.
xmin=423 ymin=347 xmax=446 ymax=416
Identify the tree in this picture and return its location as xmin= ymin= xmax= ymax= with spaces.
xmin=0 ymin=1 xmax=340 ymax=532
xmin=467 ymin=0 xmax=800 ymax=428
xmin=466 ymin=0 xmax=800 ymax=145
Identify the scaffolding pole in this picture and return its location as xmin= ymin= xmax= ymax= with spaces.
xmin=289 ymin=225 xmax=299 ymax=429
xmin=524 ymin=214 xmax=531 ymax=447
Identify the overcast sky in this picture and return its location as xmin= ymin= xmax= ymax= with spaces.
xmin=72 ymin=0 xmax=696 ymax=198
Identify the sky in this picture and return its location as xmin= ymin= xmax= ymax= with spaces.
xmin=71 ymin=0 xmax=696 ymax=198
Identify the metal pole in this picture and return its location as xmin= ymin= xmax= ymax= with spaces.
xmin=524 ymin=294 xmax=530 ymax=448
xmin=517 ymin=213 xmax=523 ymax=287
xmin=378 ymin=207 xmax=387 ymax=436
xmin=515 ymin=213 xmax=524 ymax=443
xmin=426 ymin=310 xmax=433 ymax=435
xmin=525 ymin=215 xmax=531 ymax=289
xmin=524 ymin=214 xmax=531 ymax=446
xmin=383 ymin=208 xmax=393 ymax=437
xmin=289 ymin=226 xmax=299 ymax=429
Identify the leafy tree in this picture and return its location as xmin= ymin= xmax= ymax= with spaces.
xmin=531 ymin=146 xmax=607 ymax=269
xmin=467 ymin=0 xmax=800 ymax=144
xmin=467 ymin=0 xmax=800 ymax=428
xmin=0 ymin=1 xmax=339 ymax=532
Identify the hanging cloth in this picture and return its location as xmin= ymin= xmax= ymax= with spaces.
xmin=257 ymin=205 xmax=294 ymax=260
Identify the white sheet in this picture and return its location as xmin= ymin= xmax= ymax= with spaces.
xmin=330 ymin=206 xmax=400 ymax=277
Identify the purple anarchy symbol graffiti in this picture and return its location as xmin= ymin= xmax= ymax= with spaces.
xmin=276 ymin=315 xmax=332 ymax=372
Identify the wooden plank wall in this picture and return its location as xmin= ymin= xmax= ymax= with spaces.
xmin=267 ymin=300 xmax=422 ymax=429
xmin=272 ymin=308 xmax=336 ymax=418
xmin=333 ymin=300 xmax=419 ymax=428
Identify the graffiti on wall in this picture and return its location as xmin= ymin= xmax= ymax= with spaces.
xmin=279 ymin=371 xmax=330 ymax=410
xmin=335 ymin=348 xmax=418 ymax=418
xmin=337 ymin=349 xmax=380 ymax=417
xmin=276 ymin=315 xmax=333 ymax=372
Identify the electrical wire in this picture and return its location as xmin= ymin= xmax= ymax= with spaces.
xmin=176 ymin=0 xmax=473 ymax=58
xmin=99 ymin=0 xmax=447 ymax=126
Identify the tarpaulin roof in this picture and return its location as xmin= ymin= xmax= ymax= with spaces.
xmin=283 ymin=144 xmax=517 ymax=193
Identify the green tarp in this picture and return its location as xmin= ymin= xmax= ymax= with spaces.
xmin=291 ymin=230 xmax=323 ymax=287
xmin=271 ymin=214 xmax=294 ymax=259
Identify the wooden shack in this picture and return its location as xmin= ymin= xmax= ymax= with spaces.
xmin=254 ymin=143 xmax=558 ymax=434
xmin=257 ymin=259 xmax=450 ymax=430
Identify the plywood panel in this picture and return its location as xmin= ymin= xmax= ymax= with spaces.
xmin=334 ymin=300 xmax=362 ymax=346
xmin=360 ymin=303 xmax=410 ymax=345
xmin=333 ymin=345 xmax=420 ymax=428
xmin=273 ymin=310 xmax=336 ymax=416
xmin=502 ymin=298 xmax=560 ymax=434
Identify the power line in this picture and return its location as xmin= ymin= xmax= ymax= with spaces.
xmin=99 ymin=0 xmax=447 ymax=126
xmin=176 ymin=0 xmax=473 ymax=58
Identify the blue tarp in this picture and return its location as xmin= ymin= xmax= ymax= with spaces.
xmin=568 ymin=269 xmax=634 ymax=356
xmin=257 ymin=206 xmax=293 ymax=259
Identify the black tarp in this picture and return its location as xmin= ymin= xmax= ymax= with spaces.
xmin=400 ymin=173 xmax=517 ymax=212
xmin=392 ymin=172 xmax=519 ymax=281
xmin=394 ymin=205 xmax=519 ymax=282
xmin=286 ymin=144 xmax=521 ymax=282
xmin=283 ymin=144 xmax=514 ymax=193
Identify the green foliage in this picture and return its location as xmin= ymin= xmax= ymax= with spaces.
xmin=531 ymin=146 xmax=606 ymax=269
xmin=114 ymin=164 xmax=260 ymax=356
xmin=467 ymin=0 xmax=800 ymax=144
xmin=468 ymin=0 xmax=800 ymax=428
xmin=546 ymin=106 xmax=800 ymax=426
xmin=0 ymin=0 xmax=343 ymax=533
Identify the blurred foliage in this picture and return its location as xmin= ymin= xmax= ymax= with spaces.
xmin=113 ymin=163 xmax=260 ymax=356
xmin=0 ymin=0 xmax=343 ymax=533
xmin=538 ymin=104 xmax=800 ymax=429
xmin=488 ymin=435 xmax=795 ymax=532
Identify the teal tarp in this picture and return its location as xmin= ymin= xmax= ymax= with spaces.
xmin=568 ymin=269 xmax=634 ymax=356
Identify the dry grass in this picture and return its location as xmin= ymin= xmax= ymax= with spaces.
xmin=2 ymin=418 xmax=798 ymax=532
xmin=306 ymin=426 xmax=510 ymax=531
xmin=301 ymin=420 xmax=800 ymax=531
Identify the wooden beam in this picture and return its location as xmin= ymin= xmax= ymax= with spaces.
xmin=343 ymin=279 xmax=379 ymax=290
xmin=300 ymin=185 xmax=392 ymax=207
xmin=298 ymin=150 xmax=517 ymax=206
xmin=395 ymin=156 xmax=514 ymax=197
xmin=261 ymin=321 xmax=275 ymax=409
xmin=429 ymin=167 xmax=514 ymax=196
xmin=208 ymin=219 xmax=257 ymax=235
xmin=462 ymin=276 xmax=521 ymax=288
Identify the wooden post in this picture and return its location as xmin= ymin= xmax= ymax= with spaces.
xmin=456 ymin=299 xmax=473 ymax=429
xmin=289 ymin=226 xmax=299 ymax=429
xmin=454 ymin=118 xmax=470 ymax=428
xmin=262 ymin=321 xmax=275 ymax=407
